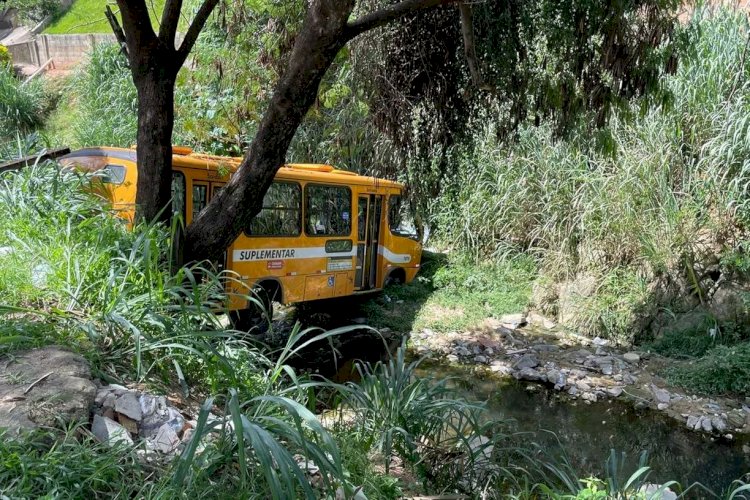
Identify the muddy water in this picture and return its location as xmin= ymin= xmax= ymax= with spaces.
xmin=422 ymin=362 xmax=750 ymax=494
xmin=281 ymin=303 xmax=750 ymax=493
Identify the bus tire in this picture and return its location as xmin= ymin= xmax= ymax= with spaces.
xmin=384 ymin=268 xmax=406 ymax=287
xmin=231 ymin=284 xmax=275 ymax=333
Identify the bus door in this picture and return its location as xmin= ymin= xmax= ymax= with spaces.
xmin=356 ymin=194 xmax=384 ymax=290
xmin=190 ymin=180 xmax=225 ymax=223
xmin=190 ymin=180 xmax=226 ymax=268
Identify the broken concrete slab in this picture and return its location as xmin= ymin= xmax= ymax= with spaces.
xmin=92 ymin=414 xmax=133 ymax=447
xmin=152 ymin=422 xmax=180 ymax=453
xmin=115 ymin=392 xmax=142 ymax=422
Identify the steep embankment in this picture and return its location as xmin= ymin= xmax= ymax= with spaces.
xmin=422 ymin=10 xmax=750 ymax=399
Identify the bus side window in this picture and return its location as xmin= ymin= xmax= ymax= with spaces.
xmin=97 ymin=164 xmax=126 ymax=184
xmin=246 ymin=181 xmax=301 ymax=236
xmin=305 ymin=184 xmax=352 ymax=236
xmin=171 ymin=172 xmax=186 ymax=219
xmin=192 ymin=184 xmax=208 ymax=221
xmin=358 ymin=197 xmax=368 ymax=241
xmin=388 ymin=194 xmax=418 ymax=239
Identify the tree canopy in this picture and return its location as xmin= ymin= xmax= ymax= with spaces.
xmin=112 ymin=0 xmax=684 ymax=262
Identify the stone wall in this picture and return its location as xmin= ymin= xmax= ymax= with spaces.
xmin=7 ymin=33 xmax=116 ymax=66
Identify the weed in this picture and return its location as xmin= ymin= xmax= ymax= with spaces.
xmin=0 ymin=425 xmax=150 ymax=497
xmin=332 ymin=343 xmax=501 ymax=492
xmin=364 ymin=251 xmax=535 ymax=333
xmin=665 ymin=341 xmax=750 ymax=396
xmin=46 ymin=45 xmax=137 ymax=148
xmin=0 ymin=66 xmax=48 ymax=137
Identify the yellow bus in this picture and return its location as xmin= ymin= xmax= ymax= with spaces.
xmin=60 ymin=146 xmax=422 ymax=326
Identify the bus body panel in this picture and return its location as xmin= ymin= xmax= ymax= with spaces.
xmin=60 ymin=147 xmax=422 ymax=311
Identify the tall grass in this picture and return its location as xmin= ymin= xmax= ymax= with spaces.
xmin=0 ymin=66 xmax=48 ymax=137
xmin=432 ymin=9 xmax=750 ymax=342
xmin=0 ymin=424 xmax=149 ymax=498
xmin=47 ymin=45 xmax=137 ymax=148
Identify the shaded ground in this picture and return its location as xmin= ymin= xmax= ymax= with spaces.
xmin=260 ymin=253 xmax=750 ymax=440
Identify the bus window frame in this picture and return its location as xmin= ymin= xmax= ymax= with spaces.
xmin=171 ymin=171 xmax=186 ymax=220
xmin=245 ymin=180 xmax=303 ymax=238
xmin=304 ymin=183 xmax=353 ymax=238
xmin=387 ymin=194 xmax=418 ymax=240
xmin=325 ymin=239 xmax=353 ymax=253
xmin=93 ymin=164 xmax=126 ymax=185
xmin=191 ymin=182 xmax=209 ymax=223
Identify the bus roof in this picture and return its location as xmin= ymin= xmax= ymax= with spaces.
xmin=66 ymin=146 xmax=405 ymax=190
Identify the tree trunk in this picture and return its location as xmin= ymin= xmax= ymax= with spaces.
xmin=115 ymin=0 xmax=221 ymax=224
xmin=184 ymin=0 xmax=356 ymax=262
xmin=134 ymin=70 xmax=176 ymax=224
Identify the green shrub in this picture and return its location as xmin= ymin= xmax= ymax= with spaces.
xmin=648 ymin=326 xmax=718 ymax=359
xmin=0 ymin=45 xmax=11 ymax=67
xmin=666 ymin=342 xmax=750 ymax=396
xmin=0 ymin=66 xmax=47 ymax=136
xmin=335 ymin=343 xmax=500 ymax=490
xmin=566 ymin=269 xmax=652 ymax=345
xmin=0 ymin=426 xmax=148 ymax=497
xmin=646 ymin=316 xmax=750 ymax=358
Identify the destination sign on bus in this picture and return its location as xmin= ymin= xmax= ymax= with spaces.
xmin=235 ymin=249 xmax=296 ymax=261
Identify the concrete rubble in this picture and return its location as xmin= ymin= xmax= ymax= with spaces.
xmin=91 ymin=384 xmax=201 ymax=461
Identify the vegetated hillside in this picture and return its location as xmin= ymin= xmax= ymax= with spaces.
xmin=431 ymin=8 xmax=750 ymax=347
xmin=44 ymin=0 xmax=167 ymax=34
xmin=1 ymin=161 xmax=747 ymax=499
xmin=26 ymin=5 xmax=750 ymax=350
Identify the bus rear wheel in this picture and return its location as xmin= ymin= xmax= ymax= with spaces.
xmin=231 ymin=287 xmax=274 ymax=333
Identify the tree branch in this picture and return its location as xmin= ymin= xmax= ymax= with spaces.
xmin=176 ymin=0 xmax=219 ymax=64
xmin=105 ymin=5 xmax=128 ymax=59
xmin=115 ymin=0 xmax=157 ymax=54
xmin=345 ymin=0 xmax=461 ymax=40
xmin=159 ymin=0 xmax=182 ymax=47
xmin=459 ymin=2 xmax=491 ymax=91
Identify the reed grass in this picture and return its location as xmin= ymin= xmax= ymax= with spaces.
xmin=432 ymin=8 xmax=750 ymax=343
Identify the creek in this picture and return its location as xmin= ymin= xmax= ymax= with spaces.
xmin=421 ymin=361 xmax=750 ymax=494
xmin=281 ymin=304 xmax=750 ymax=494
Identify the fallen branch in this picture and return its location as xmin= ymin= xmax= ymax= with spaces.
xmin=24 ymin=371 xmax=53 ymax=394
xmin=0 ymin=395 xmax=26 ymax=403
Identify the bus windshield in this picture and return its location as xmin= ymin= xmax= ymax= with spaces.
xmin=388 ymin=195 xmax=418 ymax=240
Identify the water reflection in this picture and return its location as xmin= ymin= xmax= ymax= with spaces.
xmin=439 ymin=367 xmax=750 ymax=493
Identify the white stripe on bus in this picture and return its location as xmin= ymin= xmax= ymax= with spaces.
xmin=233 ymin=247 xmax=355 ymax=262
xmin=232 ymin=245 xmax=412 ymax=264
xmin=378 ymin=245 xmax=412 ymax=264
